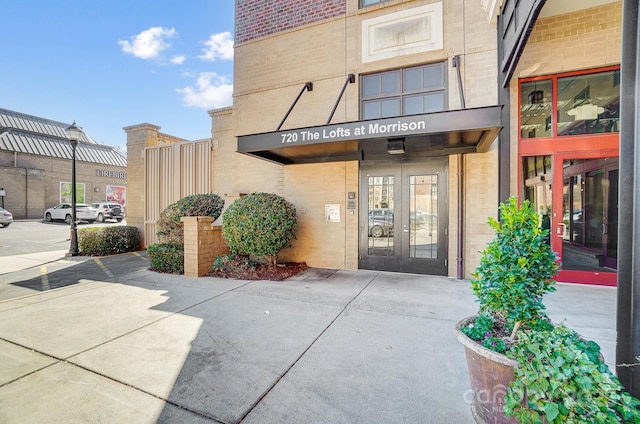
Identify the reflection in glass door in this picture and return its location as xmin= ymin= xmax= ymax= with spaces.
xmin=407 ymin=174 xmax=438 ymax=259
xmin=367 ymin=175 xmax=395 ymax=257
xmin=522 ymin=155 xmax=553 ymax=242
xmin=559 ymin=158 xmax=618 ymax=274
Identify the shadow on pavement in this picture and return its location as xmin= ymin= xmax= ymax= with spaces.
xmin=9 ymin=252 xmax=150 ymax=292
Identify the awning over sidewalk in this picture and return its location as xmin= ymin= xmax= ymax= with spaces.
xmin=237 ymin=105 xmax=503 ymax=164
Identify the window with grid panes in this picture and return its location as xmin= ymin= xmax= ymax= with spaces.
xmin=361 ymin=62 xmax=447 ymax=120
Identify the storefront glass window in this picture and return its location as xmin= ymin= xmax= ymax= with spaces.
xmin=520 ymin=68 xmax=620 ymax=139
xmin=557 ymin=70 xmax=620 ymax=136
xmin=520 ymin=80 xmax=552 ymax=139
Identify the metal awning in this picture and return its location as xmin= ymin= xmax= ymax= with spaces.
xmin=237 ymin=105 xmax=503 ymax=164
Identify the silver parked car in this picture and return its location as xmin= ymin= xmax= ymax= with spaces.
xmin=44 ymin=203 xmax=98 ymax=224
xmin=0 ymin=207 xmax=13 ymax=227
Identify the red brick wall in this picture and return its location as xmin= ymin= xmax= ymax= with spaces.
xmin=235 ymin=0 xmax=346 ymax=44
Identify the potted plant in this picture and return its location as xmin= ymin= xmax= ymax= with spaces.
xmin=455 ymin=196 xmax=640 ymax=423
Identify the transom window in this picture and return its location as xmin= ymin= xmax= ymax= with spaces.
xmin=361 ymin=0 xmax=391 ymax=7
xmin=520 ymin=68 xmax=620 ymax=139
xmin=361 ymin=62 xmax=447 ymax=120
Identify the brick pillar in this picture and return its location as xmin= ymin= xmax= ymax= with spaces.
xmin=123 ymin=123 xmax=161 ymax=247
xmin=181 ymin=217 xmax=230 ymax=277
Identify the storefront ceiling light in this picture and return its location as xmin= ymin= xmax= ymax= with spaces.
xmin=567 ymin=103 xmax=604 ymax=120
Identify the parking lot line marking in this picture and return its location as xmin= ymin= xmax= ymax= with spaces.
xmin=40 ymin=266 xmax=50 ymax=291
xmin=93 ymin=258 xmax=114 ymax=278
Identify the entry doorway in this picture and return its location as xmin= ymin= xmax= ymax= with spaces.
xmin=359 ymin=159 xmax=448 ymax=275
xmin=554 ymin=156 xmax=618 ymax=284
xmin=523 ymin=154 xmax=618 ymax=285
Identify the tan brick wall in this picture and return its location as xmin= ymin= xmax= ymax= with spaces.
xmin=231 ymin=0 xmax=502 ymax=277
xmin=462 ymin=146 xmax=499 ymax=277
xmin=182 ymin=217 xmax=230 ymax=277
xmin=0 ymin=166 xmax=45 ymax=219
xmin=446 ymin=151 xmax=498 ymax=279
xmin=278 ymin=161 xmax=359 ymax=269
xmin=124 ymin=124 xmax=160 ymax=244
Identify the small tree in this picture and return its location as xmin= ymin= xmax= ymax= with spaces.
xmin=221 ymin=192 xmax=297 ymax=266
xmin=471 ymin=196 xmax=559 ymax=339
xmin=156 ymin=193 xmax=224 ymax=244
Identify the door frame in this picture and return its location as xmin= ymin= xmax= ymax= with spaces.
xmin=551 ymin=150 xmax=618 ymax=286
xmin=359 ymin=158 xmax=448 ymax=275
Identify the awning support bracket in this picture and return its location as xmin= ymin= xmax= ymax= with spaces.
xmin=452 ymin=55 xmax=466 ymax=109
xmin=327 ymin=74 xmax=356 ymax=124
xmin=276 ymin=82 xmax=313 ymax=131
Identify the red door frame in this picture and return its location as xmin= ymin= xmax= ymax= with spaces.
xmin=517 ymin=66 xmax=620 ymax=286
xmin=551 ymin=150 xmax=618 ymax=286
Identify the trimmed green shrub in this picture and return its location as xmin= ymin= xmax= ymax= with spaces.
xmin=156 ymin=193 xmax=225 ymax=245
xmin=78 ymin=226 xmax=141 ymax=256
xmin=147 ymin=243 xmax=184 ymax=274
xmin=471 ymin=196 xmax=559 ymax=337
xmin=222 ymin=192 xmax=298 ymax=266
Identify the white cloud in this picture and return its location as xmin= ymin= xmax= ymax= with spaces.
xmin=198 ymin=32 xmax=234 ymax=61
xmin=118 ymin=27 xmax=177 ymax=60
xmin=171 ymin=55 xmax=186 ymax=65
xmin=178 ymin=72 xmax=233 ymax=109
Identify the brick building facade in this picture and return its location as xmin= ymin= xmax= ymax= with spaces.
xmin=0 ymin=108 xmax=127 ymax=219
xmin=127 ymin=0 xmax=622 ymax=285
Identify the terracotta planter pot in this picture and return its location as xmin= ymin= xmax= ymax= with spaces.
xmin=454 ymin=316 xmax=519 ymax=424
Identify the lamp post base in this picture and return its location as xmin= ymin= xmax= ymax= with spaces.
xmin=67 ymin=227 xmax=79 ymax=256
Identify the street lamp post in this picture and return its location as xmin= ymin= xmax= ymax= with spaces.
xmin=66 ymin=121 xmax=81 ymax=257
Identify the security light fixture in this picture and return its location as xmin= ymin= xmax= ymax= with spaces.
xmin=387 ymin=138 xmax=405 ymax=154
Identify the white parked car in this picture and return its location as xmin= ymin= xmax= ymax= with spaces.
xmin=44 ymin=203 xmax=98 ymax=224
xmin=90 ymin=202 xmax=125 ymax=222
xmin=0 ymin=207 xmax=13 ymax=227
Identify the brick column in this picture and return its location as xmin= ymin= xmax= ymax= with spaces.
xmin=181 ymin=217 xmax=230 ymax=277
xmin=123 ymin=123 xmax=161 ymax=247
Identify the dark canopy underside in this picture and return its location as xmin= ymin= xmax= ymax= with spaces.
xmin=237 ymin=105 xmax=502 ymax=165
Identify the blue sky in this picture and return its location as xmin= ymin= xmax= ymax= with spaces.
xmin=1 ymin=0 xmax=235 ymax=151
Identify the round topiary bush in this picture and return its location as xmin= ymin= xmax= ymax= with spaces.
xmin=222 ymin=192 xmax=298 ymax=266
xmin=156 ymin=193 xmax=224 ymax=245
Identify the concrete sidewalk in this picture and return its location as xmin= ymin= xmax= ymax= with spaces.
xmin=0 ymin=252 xmax=617 ymax=423
xmin=0 ymin=249 xmax=70 ymax=275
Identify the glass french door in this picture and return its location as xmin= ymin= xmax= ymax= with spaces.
xmin=359 ymin=159 xmax=448 ymax=275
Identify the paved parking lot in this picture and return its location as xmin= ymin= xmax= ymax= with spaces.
xmin=0 ymin=219 xmax=127 ymax=258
